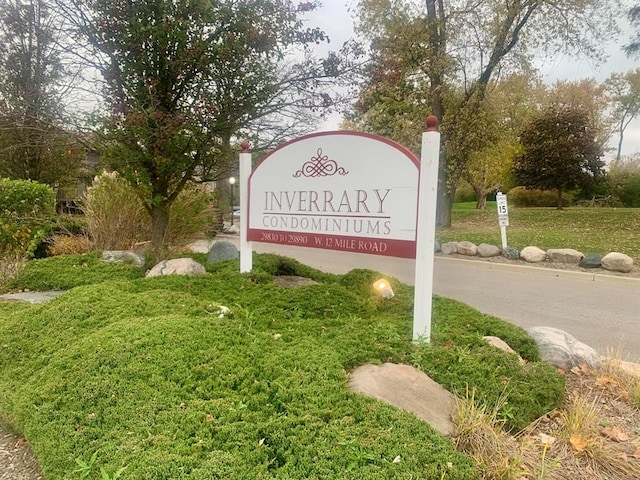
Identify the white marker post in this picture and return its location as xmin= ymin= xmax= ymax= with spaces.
xmin=412 ymin=116 xmax=441 ymax=342
xmin=239 ymin=142 xmax=252 ymax=273
xmin=496 ymin=192 xmax=509 ymax=250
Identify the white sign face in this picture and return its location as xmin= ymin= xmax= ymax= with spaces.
xmin=247 ymin=131 xmax=420 ymax=258
xmin=496 ymin=193 xmax=508 ymax=215
xmin=496 ymin=192 xmax=509 ymax=227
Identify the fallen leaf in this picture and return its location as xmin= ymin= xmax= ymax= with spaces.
xmin=570 ymin=433 xmax=588 ymax=452
xmin=538 ymin=433 xmax=556 ymax=446
xmin=392 ymin=455 xmax=401 ymax=463
xmin=258 ymin=438 xmax=265 ymax=447
xmin=571 ymin=364 xmax=590 ymax=376
xmin=595 ymin=376 xmax=618 ymax=389
xmin=601 ymin=426 xmax=629 ymax=442
xmin=205 ymin=413 xmax=213 ymax=422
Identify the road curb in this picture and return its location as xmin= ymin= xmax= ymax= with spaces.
xmin=434 ymin=256 xmax=640 ymax=286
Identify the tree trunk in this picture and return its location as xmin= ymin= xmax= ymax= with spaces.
xmin=150 ymin=202 xmax=170 ymax=262
xmin=427 ymin=0 xmax=449 ymax=227
xmin=436 ymin=158 xmax=452 ymax=226
xmin=556 ymin=188 xmax=563 ymax=210
xmin=476 ymin=193 xmax=487 ymax=210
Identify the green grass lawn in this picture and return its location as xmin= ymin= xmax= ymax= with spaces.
xmin=0 ymin=253 xmax=564 ymax=479
xmin=438 ymin=203 xmax=640 ymax=260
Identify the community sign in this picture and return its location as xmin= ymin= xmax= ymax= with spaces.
xmin=247 ymin=131 xmax=420 ymax=258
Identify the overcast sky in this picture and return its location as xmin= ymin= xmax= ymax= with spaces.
xmin=308 ymin=0 xmax=640 ymax=160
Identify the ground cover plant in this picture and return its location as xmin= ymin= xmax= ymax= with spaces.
xmin=0 ymin=253 xmax=565 ymax=479
xmin=438 ymin=203 xmax=640 ymax=261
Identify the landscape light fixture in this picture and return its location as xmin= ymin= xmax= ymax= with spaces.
xmin=229 ymin=176 xmax=236 ymax=226
xmin=373 ymin=278 xmax=394 ymax=299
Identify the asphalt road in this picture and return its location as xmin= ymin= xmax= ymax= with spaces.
xmin=243 ymin=239 xmax=640 ymax=362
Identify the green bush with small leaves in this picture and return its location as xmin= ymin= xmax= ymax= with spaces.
xmin=0 ymin=253 xmax=565 ymax=478
xmin=0 ymin=178 xmax=56 ymax=258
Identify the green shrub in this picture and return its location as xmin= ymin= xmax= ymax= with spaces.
xmin=0 ymin=178 xmax=55 ymax=217
xmin=411 ymin=297 xmax=564 ymax=432
xmin=83 ymin=171 xmax=215 ymax=250
xmin=0 ymin=179 xmax=56 ymax=259
xmin=454 ymin=183 xmax=476 ymax=203
xmin=507 ymin=186 xmax=571 ymax=207
xmin=6 ymin=252 xmax=144 ymax=291
xmin=614 ymin=173 xmax=640 ymax=207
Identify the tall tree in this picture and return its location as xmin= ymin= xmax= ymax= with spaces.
xmin=0 ymin=0 xmax=82 ymax=187
xmin=353 ymin=0 xmax=624 ymax=225
xmin=625 ymin=5 xmax=640 ymax=57
xmin=55 ymin=0 xmax=350 ymax=258
xmin=605 ymin=69 xmax=640 ymax=161
xmin=512 ymin=104 xmax=605 ymax=209
xmin=463 ymin=74 xmax=543 ymax=209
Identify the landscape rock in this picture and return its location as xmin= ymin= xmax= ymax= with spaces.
xmin=457 ymin=241 xmax=478 ymax=256
xmin=207 ymin=240 xmax=239 ymax=264
xmin=546 ymin=248 xmax=584 ymax=264
xmin=483 ymin=336 xmax=524 ymax=364
xmin=440 ymin=241 xmax=458 ymax=255
xmin=273 ymin=276 xmax=319 ymax=287
xmin=226 ymin=224 xmax=240 ymax=235
xmin=0 ymin=291 xmax=66 ymax=304
xmin=478 ymin=243 xmax=501 ymax=258
xmin=348 ymin=363 xmax=455 ymax=436
xmin=526 ymin=326 xmax=601 ymax=369
xmin=520 ymin=246 xmax=546 ymax=263
xmin=502 ymin=246 xmax=520 ymax=260
xmin=146 ymin=258 xmax=206 ymax=277
xmin=101 ymin=250 xmax=145 ymax=266
xmin=601 ymin=252 xmax=634 ymax=273
xmin=579 ymin=253 xmax=602 ymax=269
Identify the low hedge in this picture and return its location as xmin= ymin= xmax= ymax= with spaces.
xmin=507 ymin=186 xmax=571 ymax=208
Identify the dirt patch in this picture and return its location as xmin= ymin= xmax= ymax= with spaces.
xmin=273 ymin=275 xmax=320 ymax=287
xmin=0 ymin=429 xmax=42 ymax=480
xmin=516 ymin=365 xmax=640 ymax=479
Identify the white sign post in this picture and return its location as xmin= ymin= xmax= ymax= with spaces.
xmin=239 ymin=142 xmax=253 ymax=273
xmin=496 ymin=192 xmax=509 ymax=249
xmin=412 ymin=116 xmax=440 ymax=342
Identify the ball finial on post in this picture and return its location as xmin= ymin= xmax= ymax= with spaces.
xmin=425 ymin=115 xmax=439 ymax=132
xmin=241 ymin=141 xmax=250 ymax=153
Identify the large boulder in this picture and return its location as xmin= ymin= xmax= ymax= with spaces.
xmin=520 ymin=246 xmax=546 ymax=263
xmin=482 ymin=336 xmax=524 ymax=364
xmin=579 ymin=253 xmax=602 ymax=269
xmin=146 ymin=258 xmax=206 ymax=277
xmin=601 ymin=252 xmax=634 ymax=273
xmin=546 ymin=248 xmax=584 ymax=264
xmin=526 ymin=326 xmax=601 ymax=369
xmin=440 ymin=241 xmax=458 ymax=255
xmin=457 ymin=241 xmax=478 ymax=256
xmin=101 ymin=250 xmax=145 ymax=267
xmin=502 ymin=246 xmax=520 ymax=260
xmin=478 ymin=243 xmax=501 ymax=258
xmin=207 ymin=240 xmax=239 ymax=264
xmin=348 ymin=363 xmax=455 ymax=436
